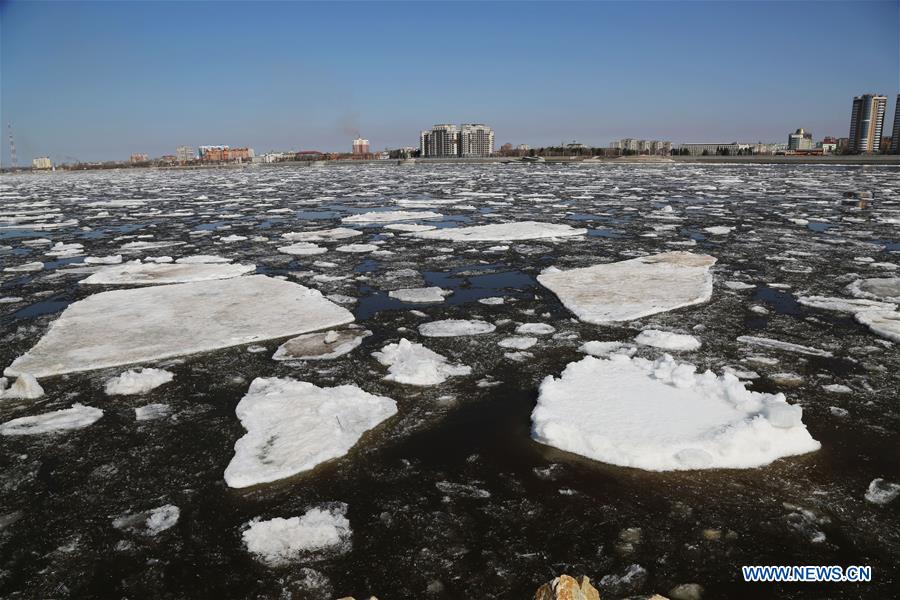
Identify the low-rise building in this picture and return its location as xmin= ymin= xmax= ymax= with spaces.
xmin=176 ymin=146 xmax=195 ymax=162
xmin=677 ymin=142 xmax=751 ymax=156
xmin=352 ymin=137 xmax=370 ymax=155
xmin=788 ymin=128 xmax=814 ymax=150
xmin=130 ymin=153 xmax=149 ymax=163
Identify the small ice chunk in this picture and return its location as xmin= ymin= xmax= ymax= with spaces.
xmin=373 ymin=338 xmax=471 ymax=386
xmin=388 ymin=287 xmax=452 ymax=304
xmin=704 ymin=226 xmax=734 ymax=235
xmin=335 ymin=243 xmax=377 ymax=253
xmin=822 ymin=384 xmax=852 ymax=394
xmin=478 ymin=297 xmax=505 ymax=305
xmin=418 ymin=319 xmax=496 ymax=337
xmin=0 ymin=374 xmax=45 ymax=399
xmin=135 ymin=403 xmax=172 ymax=421
xmin=0 ymin=404 xmax=103 ymax=436
xmin=498 ymin=336 xmax=537 ymax=350
xmin=224 ymin=378 xmax=397 ymax=488
xmin=864 ymin=479 xmax=900 ymax=505
xmin=243 ymin=504 xmax=351 ymax=566
xmin=516 ymin=323 xmax=556 ymax=336
xmin=281 ymin=227 xmax=361 ymax=242
xmin=635 ymin=329 xmax=701 ymax=351
xmin=104 ymin=368 xmax=174 ymax=395
xmin=84 ymin=255 xmax=123 ymax=265
xmin=176 ymin=255 xmax=231 ymax=264
xmin=273 ymin=329 xmax=370 ymax=361
xmin=579 ymin=341 xmax=625 ymax=357
xmin=145 ymin=505 xmax=180 ymax=535
xmin=278 ymin=242 xmax=328 ymax=256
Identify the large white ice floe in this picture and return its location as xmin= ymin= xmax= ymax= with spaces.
xmin=272 ymin=328 xmax=371 ymax=361
xmin=0 ymin=404 xmax=103 ymax=436
xmin=80 ymin=261 xmax=255 ymax=285
xmin=410 ymin=221 xmax=586 ymax=242
xmin=277 ymin=242 xmax=328 ymax=256
xmin=343 ymin=210 xmax=442 ymax=224
xmin=388 ymin=286 xmax=452 ymax=304
xmin=224 ymin=378 xmax=396 ymax=488
xmin=418 ymin=319 xmax=496 ymax=337
xmin=846 ymin=277 xmax=900 ymax=303
xmin=736 ymin=336 xmax=833 ymax=357
xmin=635 ymin=329 xmax=702 ymax=351
xmin=797 ymin=295 xmax=897 ymax=313
xmin=855 ymin=310 xmax=900 ymax=342
xmin=243 ymin=504 xmax=351 ymax=566
xmin=372 ymin=338 xmax=471 ymax=386
xmin=104 ymin=368 xmax=174 ymax=395
xmin=5 ymin=275 xmax=354 ymax=378
xmin=281 ymin=227 xmax=361 ymax=242
xmin=537 ymin=251 xmax=716 ymax=324
xmin=531 ymin=354 xmax=820 ymax=471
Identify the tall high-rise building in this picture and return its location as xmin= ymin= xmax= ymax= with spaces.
xmin=890 ymin=94 xmax=900 ymax=154
xmin=420 ymin=124 xmax=459 ymax=157
xmin=352 ymin=137 xmax=370 ymax=155
xmin=848 ymin=94 xmax=887 ymax=153
xmin=459 ymin=124 xmax=494 ymax=157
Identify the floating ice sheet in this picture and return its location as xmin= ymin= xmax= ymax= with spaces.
xmin=80 ymin=262 xmax=255 ymax=286
xmin=531 ymin=354 xmax=820 ymax=471
xmin=5 ymin=275 xmax=354 ymax=378
xmin=411 ymin=221 xmax=586 ymax=242
xmin=343 ymin=210 xmax=442 ymax=224
xmin=224 ymin=378 xmax=396 ymax=488
xmin=855 ymin=310 xmax=900 ymax=342
xmin=1 ymin=404 xmax=103 ymax=436
xmin=104 ymin=368 xmax=174 ymax=395
xmin=537 ymin=251 xmax=716 ymax=324
xmin=418 ymin=319 xmax=496 ymax=337
xmin=373 ymin=338 xmax=471 ymax=385
xmin=272 ymin=328 xmax=371 ymax=361
xmin=243 ymin=504 xmax=352 ymax=566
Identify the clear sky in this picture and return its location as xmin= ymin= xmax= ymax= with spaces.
xmin=1 ymin=0 xmax=898 ymax=163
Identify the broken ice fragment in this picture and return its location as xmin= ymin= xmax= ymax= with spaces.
xmin=1 ymin=404 xmax=103 ymax=436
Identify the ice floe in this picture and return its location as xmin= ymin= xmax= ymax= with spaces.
xmin=736 ymin=336 xmax=834 ymax=357
xmin=388 ymin=287 xmax=452 ymax=304
xmin=537 ymin=251 xmax=716 ymax=324
xmin=411 ymin=221 xmax=586 ymax=242
xmin=498 ymin=336 xmax=538 ymax=350
xmin=0 ymin=404 xmax=103 ymax=436
xmin=104 ymin=368 xmax=174 ymax=395
xmin=134 ymin=403 xmax=172 ymax=421
xmin=864 ymin=479 xmax=900 ymax=505
xmin=372 ymin=338 xmax=471 ymax=385
xmin=243 ymin=504 xmax=351 ymax=566
xmin=418 ymin=319 xmax=496 ymax=337
xmin=796 ymin=296 xmax=897 ymax=313
xmin=343 ymin=210 xmax=442 ymax=224
xmin=272 ymin=328 xmax=371 ymax=361
xmin=224 ymin=378 xmax=396 ymax=488
xmin=846 ymin=277 xmax=900 ymax=303
xmin=635 ymin=329 xmax=702 ymax=351
xmin=516 ymin=322 xmax=556 ymax=336
xmin=80 ymin=261 xmax=255 ymax=286
xmin=0 ymin=374 xmax=45 ymax=399
xmin=855 ymin=310 xmax=900 ymax=342
xmin=277 ymin=242 xmax=328 ymax=256
xmin=4 ymin=261 xmax=44 ymax=273
xmin=282 ymin=227 xmax=361 ymax=242
xmin=531 ymin=354 xmax=820 ymax=471
xmin=5 ymin=275 xmax=354 ymax=378
xmin=113 ymin=504 xmax=180 ymax=535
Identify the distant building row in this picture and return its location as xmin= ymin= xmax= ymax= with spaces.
xmin=608 ymin=139 xmax=672 ymax=155
xmin=419 ymin=124 xmax=494 ymax=158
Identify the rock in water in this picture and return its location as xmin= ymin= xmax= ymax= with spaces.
xmin=534 ymin=574 xmax=600 ymax=600
xmin=537 ymin=251 xmax=716 ymax=324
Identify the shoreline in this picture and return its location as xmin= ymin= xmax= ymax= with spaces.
xmin=4 ymin=154 xmax=899 ymax=175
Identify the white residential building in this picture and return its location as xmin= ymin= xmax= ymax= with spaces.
xmin=32 ymin=156 xmax=52 ymax=170
xmin=459 ymin=124 xmax=494 ymax=157
xmin=420 ymin=123 xmax=494 ymax=157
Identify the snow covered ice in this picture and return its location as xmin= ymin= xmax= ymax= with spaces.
xmin=5 ymin=275 xmax=354 ymax=378
xmin=634 ymin=329 xmax=702 ymax=351
xmin=272 ymin=328 xmax=371 ymax=361
xmin=418 ymin=319 xmax=496 ymax=337
xmin=224 ymin=378 xmax=397 ymax=488
xmin=0 ymin=404 xmax=103 ymax=435
xmin=104 ymin=368 xmax=174 ymax=395
xmin=242 ymin=504 xmax=352 ymax=566
xmin=410 ymin=221 xmax=586 ymax=242
xmin=372 ymin=338 xmax=471 ymax=385
xmin=532 ymin=354 xmax=820 ymax=471
xmin=537 ymin=251 xmax=716 ymax=323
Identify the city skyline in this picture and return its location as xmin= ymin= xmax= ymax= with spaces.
xmin=2 ymin=1 xmax=898 ymax=163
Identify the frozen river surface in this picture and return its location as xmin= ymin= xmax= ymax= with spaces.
xmin=1 ymin=163 xmax=899 ymax=599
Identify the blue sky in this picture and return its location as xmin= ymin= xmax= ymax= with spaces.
xmin=1 ymin=0 xmax=898 ymax=162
